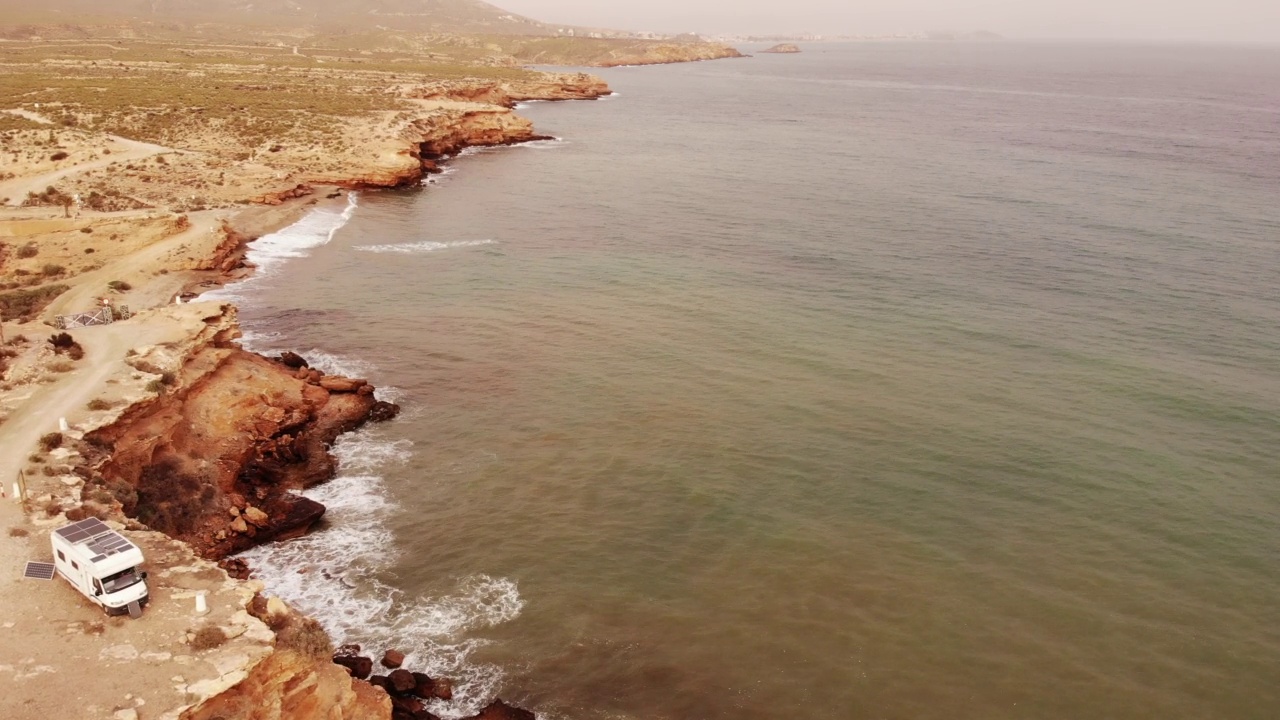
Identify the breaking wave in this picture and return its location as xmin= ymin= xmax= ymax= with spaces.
xmin=238 ymin=425 xmax=524 ymax=718
xmin=212 ymin=195 xmax=525 ymax=718
xmin=201 ymin=192 xmax=358 ymax=302
xmin=355 ymin=239 xmax=497 ymax=254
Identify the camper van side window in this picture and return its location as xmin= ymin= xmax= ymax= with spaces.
xmin=57 ymin=550 xmax=65 ymax=561
xmin=71 ymin=561 xmax=79 ymax=570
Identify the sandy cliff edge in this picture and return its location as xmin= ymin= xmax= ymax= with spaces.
xmin=1 ymin=71 xmax=617 ymax=720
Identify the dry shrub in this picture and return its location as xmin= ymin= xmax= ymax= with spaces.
xmin=49 ymin=360 xmax=75 ymax=373
xmin=7 ymin=527 xmax=29 ymax=537
xmin=43 ymin=498 xmax=62 ymax=517
xmin=39 ymin=432 xmax=62 ymax=451
xmin=87 ymin=398 xmax=112 ymax=411
xmin=190 ymin=625 xmax=228 ymax=651
xmin=275 ymin=613 xmax=333 ymax=660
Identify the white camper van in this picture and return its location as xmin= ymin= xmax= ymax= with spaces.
xmin=51 ymin=518 xmax=149 ymax=617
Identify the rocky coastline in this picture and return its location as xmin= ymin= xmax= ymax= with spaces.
xmin=0 ymin=68 xmax=625 ymax=720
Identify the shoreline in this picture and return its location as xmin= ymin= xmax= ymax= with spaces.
xmin=0 ymin=71 xmax=619 ymax=720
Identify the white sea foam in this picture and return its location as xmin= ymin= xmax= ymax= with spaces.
xmin=519 ymin=137 xmax=566 ymax=150
xmin=207 ymin=183 xmax=523 ymax=719
xmin=355 ymin=239 xmax=496 ymax=254
xmin=422 ymin=166 xmax=460 ymax=186
xmin=239 ymin=432 xmax=525 ymax=718
xmin=201 ymin=192 xmax=359 ymax=302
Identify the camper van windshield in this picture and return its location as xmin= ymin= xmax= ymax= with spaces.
xmin=102 ymin=567 xmax=141 ymax=593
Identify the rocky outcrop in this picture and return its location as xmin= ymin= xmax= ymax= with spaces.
xmin=83 ymin=304 xmax=400 ymax=559
xmin=410 ymin=108 xmax=551 ymax=159
xmin=321 ymin=107 xmax=551 ymax=189
xmin=252 ymin=183 xmax=315 ymax=206
xmin=408 ymin=73 xmax=612 ymax=108
xmin=595 ymin=42 xmax=745 ymax=67
xmin=180 ymin=649 xmax=390 ymax=720
xmin=761 ymin=43 xmax=801 ymax=54
xmin=192 ymin=220 xmax=254 ymax=276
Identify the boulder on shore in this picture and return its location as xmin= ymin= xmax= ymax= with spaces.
xmin=382 ymin=648 xmax=406 ymax=669
xmin=333 ymin=654 xmax=373 ymax=680
xmin=388 ymin=668 xmax=417 ymax=695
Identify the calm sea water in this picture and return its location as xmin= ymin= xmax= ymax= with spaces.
xmin=215 ymin=42 xmax=1280 ymax=719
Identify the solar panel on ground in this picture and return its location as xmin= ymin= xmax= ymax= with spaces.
xmin=23 ymin=561 xmax=55 ymax=580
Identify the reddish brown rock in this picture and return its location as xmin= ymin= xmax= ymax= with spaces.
xmin=369 ymin=401 xmax=401 ymax=423
xmin=388 ymin=668 xmax=416 ymax=695
xmin=217 ymin=557 xmax=251 ymax=580
xmin=461 ymin=700 xmax=536 ymax=720
xmin=390 ymin=695 xmax=426 ymax=719
xmin=83 ymin=308 xmax=390 ymax=560
xmin=252 ymin=183 xmax=314 ymax=206
xmin=319 ymin=376 xmax=367 ymax=393
xmin=278 ymin=351 xmax=309 ymax=368
xmin=413 ymin=673 xmax=453 ymax=701
xmin=332 ymin=654 xmax=373 ymax=680
xmin=183 ymin=648 xmax=389 ymax=720
xmin=382 ymin=649 xmax=405 ymax=669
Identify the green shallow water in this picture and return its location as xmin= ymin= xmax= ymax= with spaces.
xmin=228 ymin=42 xmax=1280 ymax=719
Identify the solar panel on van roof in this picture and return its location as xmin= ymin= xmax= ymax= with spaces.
xmin=87 ymin=531 xmax=136 ymax=558
xmin=54 ymin=519 xmax=137 ymax=558
xmin=54 ymin=517 xmax=111 ymax=544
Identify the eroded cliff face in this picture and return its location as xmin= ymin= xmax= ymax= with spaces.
xmin=84 ymin=304 xmax=398 ymax=559
xmin=312 ymin=73 xmax=612 ymax=190
xmin=410 ymin=107 xmax=550 ymax=158
xmin=314 ymin=106 xmax=547 ymax=189
xmin=181 ymin=648 xmax=391 ymax=720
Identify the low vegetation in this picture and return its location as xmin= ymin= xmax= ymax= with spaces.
xmin=0 ymin=285 xmax=68 ymax=322
xmin=273 ymin=613 xmax=334 ymax=660
xmin=190 ymin=625 xmax=228 ymax=651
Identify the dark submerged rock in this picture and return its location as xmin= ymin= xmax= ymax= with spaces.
xmin=370 ymin=400 xmax=401 ymax=423
xmin=461 ymin=700 xmax=536 ymax=720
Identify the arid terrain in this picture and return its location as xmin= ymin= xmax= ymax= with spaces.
xmin=0 ymin=18 xmax=743 ymax=720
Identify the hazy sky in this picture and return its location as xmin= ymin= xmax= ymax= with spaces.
xmin=494 ymin=0 xmax=1280 ymax=41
